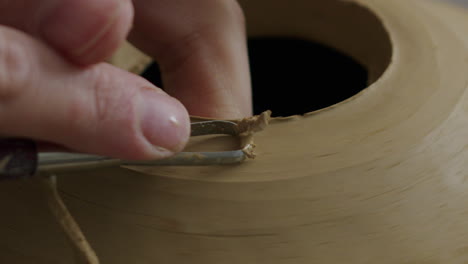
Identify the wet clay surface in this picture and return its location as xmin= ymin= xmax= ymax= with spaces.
xmin=2 ymin=0 xmax=468 ymax=263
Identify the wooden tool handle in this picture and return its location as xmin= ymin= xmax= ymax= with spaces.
xmin=0 ymin=139 xmax=37 ymax=179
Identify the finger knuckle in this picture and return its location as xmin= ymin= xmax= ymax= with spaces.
xmin=64 ymin=66 xmax=140 ymax=147
xmin=91 ymin=70 xmax=120 ymax=123
xmin=88 ymin=66 xmax=136 ymax=126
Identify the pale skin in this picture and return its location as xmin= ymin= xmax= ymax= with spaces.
xmin=0 ymin=0 xmax=252 ymax=160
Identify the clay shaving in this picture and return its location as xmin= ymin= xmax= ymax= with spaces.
xmin=237 ymin=111 xmax=271 ymax=158
xmin=237 ymin=110 xmax=271 ymax=136
xmin=40 ymin=175 xmax=99 ymax=264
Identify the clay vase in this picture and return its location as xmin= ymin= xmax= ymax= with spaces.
xmin=2 ymin=0 xmax=468 ymax=263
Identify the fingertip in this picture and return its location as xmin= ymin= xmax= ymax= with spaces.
xmin=137 ymin=88 xmax=191 ymax=158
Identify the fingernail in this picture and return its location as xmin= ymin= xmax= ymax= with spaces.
xmin=138 ymin=88 xmax=190 ymax=155
xmin=41 ymin=0 xmax=126 ymax=63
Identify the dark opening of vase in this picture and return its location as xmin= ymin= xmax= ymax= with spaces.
xmin=141 ymin=1 xmax=392 ymax=117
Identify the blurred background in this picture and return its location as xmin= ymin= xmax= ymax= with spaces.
xmin=447 ymin=0 xmax=468 ymax=6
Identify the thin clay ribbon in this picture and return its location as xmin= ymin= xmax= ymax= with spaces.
xmin=39 ymin=174 xmax=99 ymax=264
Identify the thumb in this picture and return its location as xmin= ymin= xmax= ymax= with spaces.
xmin=0 ymin=0 xmax=133 ymax=65
xmin=0 ymin=26 xmax=190 ymax=160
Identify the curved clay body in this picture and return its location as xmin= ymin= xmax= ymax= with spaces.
xmin=3 ymin=0 xmax=468 ymax=263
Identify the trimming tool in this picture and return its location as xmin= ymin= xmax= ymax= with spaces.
xmin=0 ymin=120 xmax=247 ymax=179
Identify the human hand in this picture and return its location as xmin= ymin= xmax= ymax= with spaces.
xmin=0 ymin=0 xmax=251 ymax=160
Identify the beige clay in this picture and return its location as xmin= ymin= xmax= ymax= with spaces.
xmin=2 ymin=0 xmax=468 ymax=263
xmin=107 ymin=42 xmax=152 ymax=75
